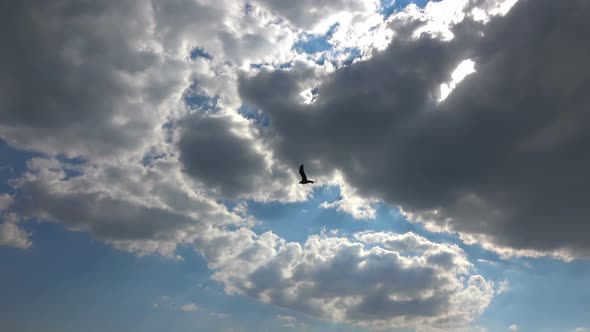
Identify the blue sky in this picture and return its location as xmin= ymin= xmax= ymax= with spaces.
xmin=2 ymin=0 xmax=590 ymax=331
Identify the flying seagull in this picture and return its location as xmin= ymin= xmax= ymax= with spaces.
xmin=298 ymin=164 xmax=314 ymax=184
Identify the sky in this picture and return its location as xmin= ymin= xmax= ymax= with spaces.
xmin=1 ymin=0 xmax=590 ymax=331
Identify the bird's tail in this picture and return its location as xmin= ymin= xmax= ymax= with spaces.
xmin=309 ymin=181 xmax=314 ymax=183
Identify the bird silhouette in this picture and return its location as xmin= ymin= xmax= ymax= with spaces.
xmin=299 ymin=164 xmax=314 ymax=184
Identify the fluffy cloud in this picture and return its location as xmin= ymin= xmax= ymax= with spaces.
xmin=0 ymin=0 xmax=300 ymax=158
xmin=240 ymin=0 xmax=590 ymax=259
xmin=0 ymin=1 xmax=190 ymax=158
xmin=0 ymin=195 xmax=30 ymax=249
xmin=0 ymin=221 xmax=31 ymax=249
xmin=197 ymin=228 xmax=496 ymax=329
xmin=8 ymin=157 xmax=243 ymax=257
xmin=320 ymin=172 xmax=378 ymax=219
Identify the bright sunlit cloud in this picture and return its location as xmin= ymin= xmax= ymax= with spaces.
xmin=439 ymin=59 xmax=476 ymax=101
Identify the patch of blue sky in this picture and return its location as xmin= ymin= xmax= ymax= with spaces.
xmin=54 ymin=154 xmax=86 ymax=165
xmin=340 ymin=47 xmax=363 ymax=67
xmin=189 ymin=47 xmax=213 ymax=61
xmin=184 ymin=83 xmax=218 ymax=112
xmin=249 ymin=61 xmax=293 ymax=70
xmin=237 ymin=104 xmax=270 ymax=127
xmin=0 ymin=222 xmax=227 ymax=332
xmin=380 ymin=0 xmax=432 ymax=18
xmin=185 ymin=93 xmax=218 ymax=111
xmin=475 ymin=256 xmax=590 ymax=332
xmin=294 ymin=23 xmax=339 ymax=55
xmin=52 ymin=155 xmax=86 ymax=179
xmin=160 ymin=120 xmax=176 ymax=144
xmin=141 ymin=151 xmax=167 ymax=167
xmin=311 ymin=47 xmax=362 ymax=68
xmin=0 ymin=139 xmax=42 ymax=193
xmin=278 ymin=62 xmax=292 ymax=69
xmin=248 ymin=185 xmax=451 ymax=245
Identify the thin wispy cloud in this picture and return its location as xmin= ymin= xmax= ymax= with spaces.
xmin=180 ymin=303 xmax=199 ymax=312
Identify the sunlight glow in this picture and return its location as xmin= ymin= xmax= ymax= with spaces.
xmin=439 ymin=59 xmax=476 ymax=102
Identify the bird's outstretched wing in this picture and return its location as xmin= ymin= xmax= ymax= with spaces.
xmin=299 ymin=164 xmax=308 ymax=182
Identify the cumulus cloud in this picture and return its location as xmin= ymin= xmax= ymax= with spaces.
xmin=7 ymin=157 xmax=243 ymax=258
xmin=240 ymin=0 xmax=590 ymax=259
xmin=196 ymin=228 xmax=497 ymax=329
xmin=0 ymin=221 xmax=31 ymax=249
xmin=0 ymin=1 xmax=190 ymax=158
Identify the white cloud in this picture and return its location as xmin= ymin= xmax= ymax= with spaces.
xmin=180 ymin=303 xmax=199 ymax=312
xmin=509 ymin=324 xmax=519 ymax=331
xmin=0 ymin=194 xmax=13 ymax=212
xmin=320 ymin=172 xmax=377 ymax=220
xmin=198 ymin=228 xmax=497 ymax=329
xmin=0 ymin=221 xmax=31 ymax=249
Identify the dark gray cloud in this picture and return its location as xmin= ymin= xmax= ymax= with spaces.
xmin=240 ymin=0 xmax=590 ymax=258
xmin=177 ymin=112 xmax=269 ymax=198
xmin=175 ymin=110 xmax=309 ymax=201
xmin=0 ymin=1 xmax=190 ymax=157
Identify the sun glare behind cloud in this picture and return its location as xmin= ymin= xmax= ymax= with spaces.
xmin=439 ymin=58 xmax=476 ymax=101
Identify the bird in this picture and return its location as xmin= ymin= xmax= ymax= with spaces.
xmin=298 ymin=164 xmax=314 ymax=184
